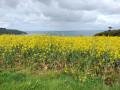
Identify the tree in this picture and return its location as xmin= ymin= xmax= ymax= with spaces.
xmin=108 ymin=27 xmax=113 ymax=31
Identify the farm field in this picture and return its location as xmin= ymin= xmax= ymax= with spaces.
xmin=0 ymin=34 xmax=120 ymax=89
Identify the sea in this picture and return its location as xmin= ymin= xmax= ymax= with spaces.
xmin=25 ymin=30 xmax=105 ymax=37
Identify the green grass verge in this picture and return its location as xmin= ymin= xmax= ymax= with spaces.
xmin=0 ymin=69 xmax=120 ymax=90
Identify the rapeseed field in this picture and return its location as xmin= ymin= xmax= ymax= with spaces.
xmin=0 ymin=34 xmax=120 ymax=88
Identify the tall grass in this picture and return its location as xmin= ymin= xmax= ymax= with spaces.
xmin=0 ymin=69 xmax=119 ymax=90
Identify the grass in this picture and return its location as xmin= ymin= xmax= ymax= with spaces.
xmin=0 ymin=69 xmax=119 ymax=90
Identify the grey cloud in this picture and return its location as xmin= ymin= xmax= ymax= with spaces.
xmin=43 ymin=10 xmax=98 ymax=22
xmin=57 ymin=0 xmax=120 ymax=14
xmin=34 ymin=0 xmax=98 ymax=22
xmin=57 ymin=0 xmax=100 ymax=11
xmin=43 ymin=9 xmax=83 ymax=22
xmin=0 ymin=0 xmax=21 ymax=8
xmin=35 ymin=0 xmax=53 ymax=5
xmin=0 ymin=0 xmax=120 ymax=30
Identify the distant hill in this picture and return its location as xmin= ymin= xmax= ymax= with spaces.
xmin=94 ymin=29 xmax=120 ymax=36
xmin=0 ymin=28 xmax=27 ymax=35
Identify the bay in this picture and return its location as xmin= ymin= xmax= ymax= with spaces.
xmin=26 ymin=30 xmax=105 ymax=37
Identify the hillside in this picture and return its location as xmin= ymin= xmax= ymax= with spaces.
xmin=0 ymin=28 xmax=27 ymax=35
xmin=94 ymin=29 xmax=120 ymax=36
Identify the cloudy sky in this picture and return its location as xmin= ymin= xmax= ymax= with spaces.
xmin=0 ymin=0 xmax=120 ymax=31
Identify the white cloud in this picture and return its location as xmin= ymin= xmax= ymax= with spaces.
xmin=97 ymin=14 xmax=120 ymax=24
xmin=0 ymin=0 xmax=120 ymax=30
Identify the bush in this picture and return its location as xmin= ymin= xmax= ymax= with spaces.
xmin=94 ymin=29 xmax=120 ymax=36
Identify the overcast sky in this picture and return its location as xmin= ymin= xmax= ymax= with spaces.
xmin=0 ymin=0 xmax=120 ymax=31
